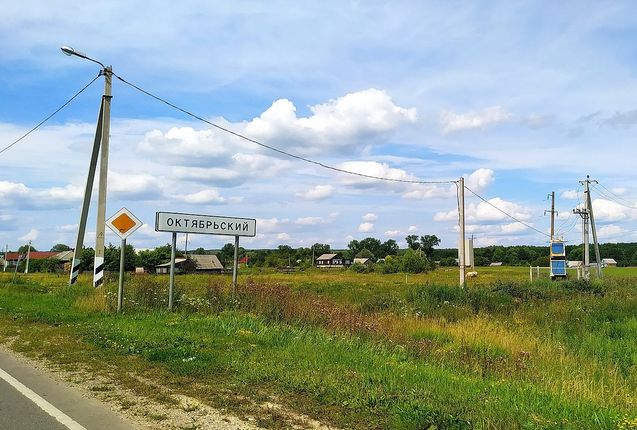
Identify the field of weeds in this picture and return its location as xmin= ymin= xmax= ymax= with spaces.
xmin=1 ymin=267 xmax=636 ymax=429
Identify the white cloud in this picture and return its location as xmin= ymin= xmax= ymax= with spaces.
xmin=465 ymin=168 xmax=494 ymax=191
xmin=277 ymin=233 xmax=291 ymax=240
xmin=257 ymin=218 xmax=287 ymax=233
xmin=408 ymin=225 xmax=418 ymax=232
xmin=338 ymin=161 xmax=417 ymax=188
xmin=611 ymin=187 xmax=626 ymax=195
xmin=109 ymin=171 xmax=164 ymax=199
xmin=19 ymin=229 xmax=39 ymax=242
xmin=358 ymin=222 xmax=374 ymax=232
xmin=296 ymin=185 xmax=334 ymax=201
xmin=440 ymin=106 xmax=512 ymax=133
xmin=591 ymin=198 xmax=637 ymax=222
xmin=435 ymin=197 xmax=532 ymax=223
xmin=561 ymin=190 xmax=579 ymax=200
xmin=362 ymin=213 xmax=377 ymax=222
xmin=295 ymin=217 xmax=324 ymax=225
xmin=597 ymin=224 xmax=626 ymax=239
xmin=245 ymin=89 xmax=417 ymax=153
xmin=384 ymin=230 xmax=402 ymax=237
xmin=55 ymin=224 xmax=78 ymax=232
xmin=175 ymin=189 xmax=226 ymax=204
xmin=0 ymin=181 xmax=83 ymax=209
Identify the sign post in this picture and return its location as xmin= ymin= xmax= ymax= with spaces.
xmin=155 ymin=212 xmax=256 ymax=310
xmin=106 ymin=208 xmax=143 ymax=313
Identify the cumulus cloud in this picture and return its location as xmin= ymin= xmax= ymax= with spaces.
xmin=597 ymin=224 xmax=626 ymax=239
xmin=434 ymin=197 xmax=532 ymax=223
xmin=295 ymin=217 xmax=324 ymax=225
xmin=408 ymin=225 xmax=418 ymax=232
xmin=277 ymin=233 xmax=291 ymax=241
xmin=591 ymin=198 xmax=637 ymax=222
xmin=0 ymin=181 xmax=83 ymax=209
xmin=175 ymin=189 xmax=226 ymax=204
xmin=358 ymin=222 xmax=374 ymax=232
xmin=440 ymin=106 xmax=512 ymax=133
xmin=296 ymin=185 xmax=334 ymax=201
xmin=19 ymin=228 xmax=39 ymax=242
xmin=384 ymin=230 xmax=402 ymax=237
xmin=362 ymin=213 xmax=377 ymax=222
xmin=245 ymin=89 xmax=417 ymax=153
xmin=465 ymin=168 xmax=494 ymax=191
xmin=561 ymin=190 xmax=579 ymax=200
xmin=109 ymin=171 xmax=164 ymax=200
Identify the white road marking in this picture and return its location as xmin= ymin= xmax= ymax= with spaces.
xmin=0 ymin=366 xmax=87 ymax=430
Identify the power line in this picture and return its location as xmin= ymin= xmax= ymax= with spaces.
xmin=0 ymin=74 xmax=101 ymax=156
xmin=463 ymin=185 xmax=551 ymax=238
xmin=591 ymin=184 xmax=637 ymax=210
xmin=596 ymin=182 xmax=636 ymax=207
xmin=112 ymin=72 xmax=455 ymax=186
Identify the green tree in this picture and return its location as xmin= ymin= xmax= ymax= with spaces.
xmin=401 ymin=249 xmax=430 ymax=273
xmin=18 ymin=244 xmax=37 ymax=254
xmin=356 ymin=248 xmax=374 ymax=259
xmin=380 ymin=239 xmax=399 ymax=257
xmin=80 ymin=247 xmax=95 ymax=271
xmin=50 ymin=243 xmax=71 ymax=252
xmin=405 ymin=235 xmax=420 ymax=250
xmin=420 ymin=235 xmax=440 ymax=258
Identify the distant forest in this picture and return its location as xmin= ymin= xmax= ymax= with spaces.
xmin=432 ymin=243 xmax=637 ymax=267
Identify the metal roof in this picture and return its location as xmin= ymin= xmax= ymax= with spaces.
xmin=316 ymin=253 xmax=338 ymax=260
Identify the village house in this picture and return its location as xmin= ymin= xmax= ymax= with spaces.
xmin=156 ymin=254 xmax=224 ymax=274
xmin=315 ymin=253 xmax=352 ymax=268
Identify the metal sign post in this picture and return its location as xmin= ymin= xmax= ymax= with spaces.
xmin=155 ymin=211 xmax=257 ymax=311
xmin=105 ymin=208 xmax=143 ymax=312
xmin=232 ymin=235 xmax=239 ymax=301
xmin=169 ymin=232 xmax=176 ymax=311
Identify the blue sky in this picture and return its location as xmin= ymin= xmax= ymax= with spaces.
xmin=2 ymin=1 xmax=637 ymax=252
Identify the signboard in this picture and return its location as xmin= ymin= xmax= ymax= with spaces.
xmin=155 ymin=211 xmax=256 ymax=237
xmin=551 ymin=260 xmax=566 ymax=276
xmin=551 ymin=242 xmax=565 ymax=256
xmin=106 ymin=208 xmax=143 ymax=240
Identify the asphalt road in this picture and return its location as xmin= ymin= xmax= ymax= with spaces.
xmin=0 ymin=347 xmax=136 ymax=430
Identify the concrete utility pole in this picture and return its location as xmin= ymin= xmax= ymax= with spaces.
xmin=545 ymin=191 xmax=558 ymax=240
xmin=61 ymin=47 xmax=112 ymax=288
xmin=24 ymin=240 xmax=31 ymax=274
xmin=94 ymin=65 xmax=112 ymax=288
xmin=583 ymin=176 xmax=602 ymax=278
xmin=458 ymin=177 xmax=466 ymax=287
xmin=573 ymin=179 xmax=597 ymax=280
xmin=3 ymin=245 xmax=7 ymax=272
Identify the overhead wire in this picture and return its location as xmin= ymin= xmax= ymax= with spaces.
xmin=591 ymin=184 xmax=637 ymax=211
xmin=0 ymin=73 xmax=101 ymax=155
xmin=595 ymin=182 xmax=636 ymax=207
xmin=112 ymin=72 xmax=455 ymax=186
xmin=463 ymin=185 xmax=551 ymax=238
xmin=116 ymin=72 xmax=556 ymax=240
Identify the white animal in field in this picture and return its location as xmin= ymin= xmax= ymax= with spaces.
xmin=466 ymin=271 xmax=478 ymax=278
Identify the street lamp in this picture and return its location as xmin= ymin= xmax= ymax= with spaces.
xmin=63 ymin=46 xmax=112 ymax=288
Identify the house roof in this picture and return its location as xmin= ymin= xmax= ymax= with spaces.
xmin=54 ymin=251 xmax=74 ymax=262
xmin=189 ymin=254 xmax=223 ymax=270
xmin=489 ymin=262 xmax=503 ymax=266
xmin=156 ymin=258 xmax=187 ymax=268
xmin=5 ymin=251 xmax=60 ymax=260
xmin=602 ymin=258 xmax=617 ymax=264
xmin=567 ymin=261 xmax=583 ymax=268
xmin=353 ymin=258 xmax=371 ymax=264
xmin=317 ymin=253 xmax=338 ymax=260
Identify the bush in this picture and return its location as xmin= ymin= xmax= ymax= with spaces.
xmin=350 ymin=262 xmax=369 ymax=273
xmin=401 ymin=249 xmax=431 ymax=274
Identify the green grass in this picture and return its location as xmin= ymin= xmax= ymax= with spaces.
xmin=1 ymin=270 xmax=637 ymax=429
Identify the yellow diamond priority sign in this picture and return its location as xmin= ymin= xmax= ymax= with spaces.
xmin=106 ymin=208 xmax=142 ymax=240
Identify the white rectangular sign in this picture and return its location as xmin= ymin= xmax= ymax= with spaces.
xmin=155 ymin=212 xmax=256 ymax=237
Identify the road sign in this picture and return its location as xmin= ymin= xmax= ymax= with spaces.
xmin=106 ymin=208 xmax=143 ymax=240
xmin=155 ymin=212 xmax=256 ymax=237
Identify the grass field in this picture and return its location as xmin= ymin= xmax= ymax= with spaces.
xmin=1 ymin=267 xmax=636 ymax=429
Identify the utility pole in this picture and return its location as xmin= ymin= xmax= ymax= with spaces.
xmin=583 ymin=176 xmax=602 ymax=277
xmin=61 ymin=47 xmax=112 ymax=288
xmin=458 ymin=177 xmax=466 ymax=287
xmin=3 ymin=245 xmax=7 ymax=272
xmin=545 ymin=192 xmax=558 ymax=240
xmin=572 ymin=204 xmax=589 ymax=280
xmin=24 ymin=240 xmax=31 ymax=274
xmin=94 ymin=65 xmax=112 ymax=288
